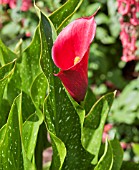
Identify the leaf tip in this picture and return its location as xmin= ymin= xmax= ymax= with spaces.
xmin=114 ymin=90 xmax=117 ymax=97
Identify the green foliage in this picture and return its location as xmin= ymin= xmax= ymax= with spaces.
xmin=132 ymin=143 xmax=139 ymax=157
xmin=94 ymin=138 xmax=123 ymax=170
xmin=83 ymin=92 xmax=115 ymax=164
xmin=0 ymin=7 xmax=46 ymax=169
xmin=111 ymin=78 xmax=139 ymax=124
xmin=0 ymin=94 xmax=24 ymax=170
xmin=121 ymin=161 xmax=139 ymax=170
xmin=94 ymin=140 xmax=113 ymax=170
xmin=0 ymin=40 xmax=17 ymax=66
xmin=49 ymin=0 xmax=83 ymax=33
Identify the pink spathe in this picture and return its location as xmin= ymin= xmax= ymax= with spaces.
xmin=52 ymin=14 xmax=97 ymax=102
xmin=0 ymin=0 xmax=32 ymax=11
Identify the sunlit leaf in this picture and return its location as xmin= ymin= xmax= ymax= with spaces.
xmin=111 ymin=78 xmax=139 ymax=124
xmin=0 ymin=39 xmax=17 ymax=66
xmin=31 ymin=72 xmax=48 ymax=110
xmin=0 ymin=63 xmax=15 ymax=128
xmin=82 ymin=87 xmax=96 ymax=115
xmin=107 ymin=0 xmax=120 ymax=38
xmin=0 ymin=60 xmax=15 ymax=80
xmin=111 ymin=138 xmax=123 ymax=170
xmin=94 ymin=140 xmax=113 ymax=170
xmin=49 ymin=0 xmax=83 ymax=33
xmin=132 ymin=143 xmax=139 ymax=157
xmin=83 ymin=92 xmax=115 ymax=164
xmin=121 ymin=161 xmax=139 ymax=170
xmin=30 ymin=72 xmax=49 ymax=170
xmin=0 ymin=94 xmax=24 ymax=169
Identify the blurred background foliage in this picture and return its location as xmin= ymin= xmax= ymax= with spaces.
xmin=0 ymin=0 xmax=139 ymax=165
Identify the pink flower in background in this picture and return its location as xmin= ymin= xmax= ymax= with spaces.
xmin=25 ymin=31 xmax=31 ymax=37
xmin=120 ymin=27 xmax=129 ymax=47
xmin=117 ymin=0 xmax=131 ymax=15
xmin=120 ymin=22 xmax=137 ymax=62
xmin=0 ymin=0 xmax=9 ymax=4
xmin=121 ymin=48 xmax=136 ymax=62
xmin=0 ymin=0 xmax=32 ymax=11
xmin=120 ymin=142 xmax=131 ymax=150
xmin=117 ymin=0 xmax=139 ymax=62
xmin=129 ymin=36 xmax=137 ymax=51
xmin=104 ymin=124 xmax=113 ymax=132
xmin=130 ymin=7 xmax=139 ymax=25
xmin=9 ymin=0 xmax=16 ymax=9
xmin=21 ymin=0 xmax=32 ymax=11
xmin=120 ymin=142 xmax=128 ymax=149
xmin=102 ymin=124 xmax=113 ymax=142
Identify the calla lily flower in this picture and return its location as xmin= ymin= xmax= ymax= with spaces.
xmin=52 ymin=13 xmax=96 ymax=102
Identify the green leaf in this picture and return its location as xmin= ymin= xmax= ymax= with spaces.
xmin=31 ymin=72 xmax=48 ymax=110
xmin=0 ymin=39 xmax=17 ymax=66
xmin=49 ymin=0 xmax=83 ymax=33
xmin=23 ymin=74 xmax=46 ymax=162
xmin=48 ymin=130 xmax=66 ymax=170
xmin=132 ymin=143 xmax=139 ymax=157
xmin=0 ymin=77 xmax=8 ymax=106
xmin=22 ymin=113 xmax=42 ymax=163
xmin=30 ymin=72 xmax=49 ymax=170
xmin=0 ymin=99 xmax=11 ymax=129
xmin=6 ymin=25 xmax=42 ymax=121
xmin=18 ymin=26 xmax=42 ymax=94
xmin=107 ymin=69 xmax=127 ymax=89
xmin=95 ymin=138 xmax=123 ymax=170
xmin=110 ymin=138 xmax=123 ymax=170
xmin=95 ymin=13 xmax=109 ymax=25
xmin=83 ymin=92 xmax=115 ymax=164
xmin=0 ymin=93 xmax=36 ymax=169
xmin=0 ymin=62 xmax=15 ymax=104
xmin=1 ymin=22 xmax=21 ymax=38
xmin=84 ymin=3 xmax=101 ymax=17
xmin=0 ymin=60 xmax=15 ymax=80
xmin=96 ymin=27 xmax=115 ymax=44
xmin=39 ymin=9 xmax=94 ymax=170
xmin=7 ymin=25 xmax=42 ymax=102
xmin=94 ymin=140 xmax=113 ymax=170
xmin=0 ymin=63 xmax=15 ymax=128
xmin=107 ymin=0 xmax=120 ymax=38
xmin=82 ymin=87 xmax=96 ymax=115
xmin=0 ymin=125 xmax=6 ymax=145
xmin=0 ymin=94 xmax=24 ymax=170
xmin=111 ymin=78 xmax=139 ymax=124
xmin=21 ymin=92 xmax=36 ymax=122
xmin=121 ymin=161 xmax=139 ymax=170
